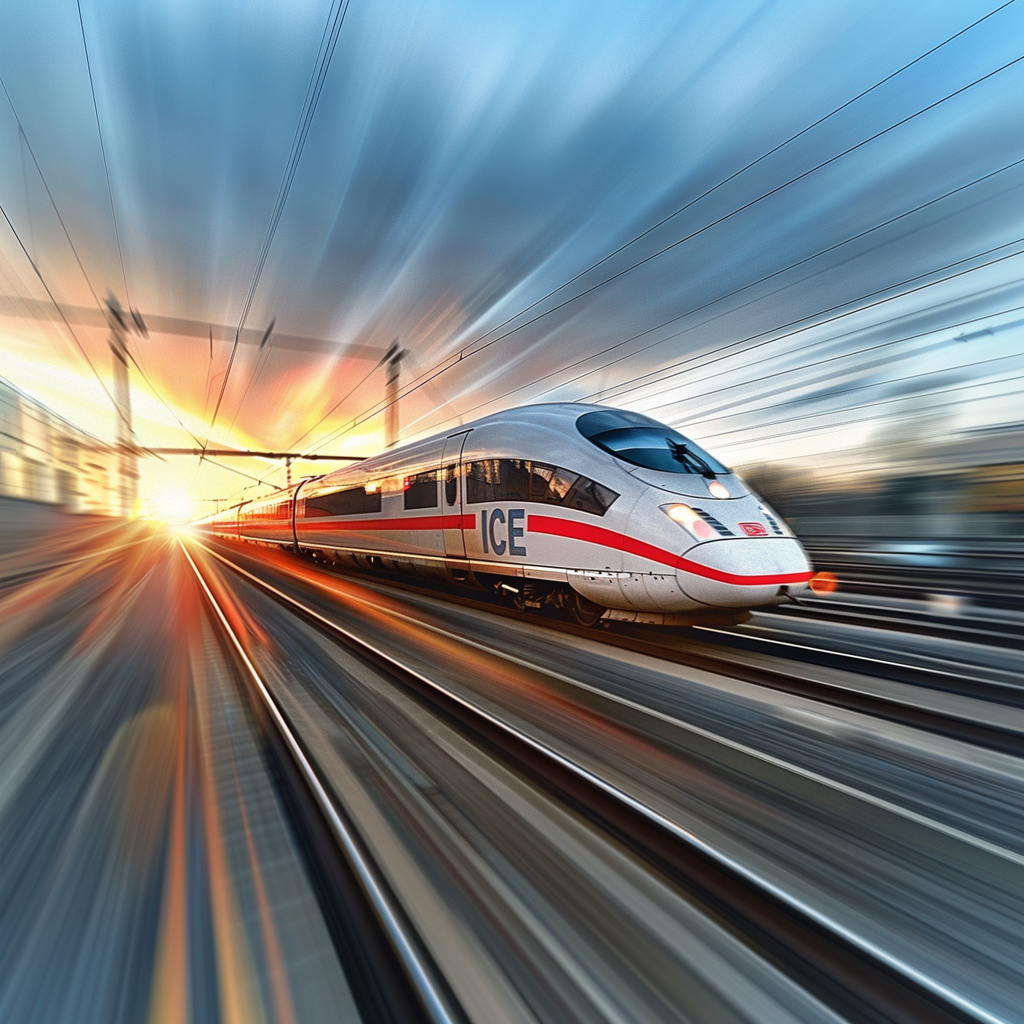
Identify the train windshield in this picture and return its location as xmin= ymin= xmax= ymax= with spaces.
xmin=576 ymin=409 xmax=729 ymax=476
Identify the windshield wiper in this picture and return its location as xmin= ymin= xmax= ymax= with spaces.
xmin=667 ymin=438 xmax=716 ymax=478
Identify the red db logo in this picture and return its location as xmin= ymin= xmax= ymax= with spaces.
xmin=739 ymin=522 xmax=768 ymax=537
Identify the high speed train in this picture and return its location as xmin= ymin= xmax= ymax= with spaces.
xmin=201 ymin=403 xmax=815 ymax=626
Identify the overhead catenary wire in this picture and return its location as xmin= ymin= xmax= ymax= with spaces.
xmin=202 ymin=456 xmax=279 ymax=488
xmin=643 ymin=298 xmax=1024 ymax=428
xmin=205 ymin=0 xmax=353 ymax=447
xmin=306 ymin=231 xmax=1024 ymax=463
xmin=297 ymin=50 xmax=1024 ymax=458
xmin=17 ymin=129 xmax=34 ymax=263
xmin=0 ymin=197 xmax=131 ymax=433
xmin=703 ymin=374 xmax=1024 ymax=452
xmin=285 ymin=359 xmax=384 ymax=452
xmin=695 ymin=349 xmax=1024 ymax=439
xmin=582 ymin=239 xmax=1024 ymax=408
xmin=281 ymin=7 xmax=1018 ymax=465
xmin=75 ymin=0 xmax=132 ymax=312
xmin=0 ymin=70 xmax=210 ymax=453
xmin=0 ymin=73 xmax=102 ymax=309
xmin=337 ymin=1 xmax=1021 ymax=434
xmin=225 ymin=318 xmax=278 ymax=436
xmin=408 ymin=159 xmax=1024 ymax=434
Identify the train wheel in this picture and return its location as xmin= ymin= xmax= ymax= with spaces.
xmin=569 ymin=590 xmax=605 ymax=627
xmin=510 ymin=581 xmax=548 ymax=613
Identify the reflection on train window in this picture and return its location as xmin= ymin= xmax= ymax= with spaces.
xmin=250 ymin=500 xmax=289 ymax=521
xmin=444 ymin=464 xmax=458 ymax=506
xmin=466 ymin=459 xmax=617 ymax=515
xmin=304 ymin=485 xmax=382 ymax=517
xmin=467 ymin=458 xmax=530 ymax=501
xmin=564 ymin=476 xmax=619 ymax=516
xmin=404 ymin=470 xmax=438 ymax=510
xmin=576 ymin=409 xmax=729 ymax=476
xmin=529 ymin=463 xmax=576 ymax=503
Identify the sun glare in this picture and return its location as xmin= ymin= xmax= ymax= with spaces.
xmin=151 ymin=487 xmax=195 ymax=525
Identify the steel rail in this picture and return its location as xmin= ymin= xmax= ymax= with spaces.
xmin=179 ymin=539 xmax=463 ymax=1024
xmin=761 ymin=598 xmax=1024 ymax=651
xmin=194 ymin=538 xmax=1001 ymax=1024
xmin=205 ymin=539 xmax=1024 ymax=749
xmin=196 ymin=541 xmax=1024 ymax=867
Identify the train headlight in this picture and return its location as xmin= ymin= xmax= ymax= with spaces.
xmin=663 ymin=503 xmax=717 ymax=541
xmin=707 ymin=480 xmax=729 ymax=499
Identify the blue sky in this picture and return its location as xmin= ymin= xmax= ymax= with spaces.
xmin=0 ymin=0 xmax=1021 ymax=509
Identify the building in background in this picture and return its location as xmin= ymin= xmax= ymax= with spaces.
xmin=0 ymin=376 xmax=117 ymax=514
xmin=740 ymin=423 xmax=1024 ymax=540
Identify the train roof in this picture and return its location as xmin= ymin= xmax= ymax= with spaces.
xmin=396 ymin=402 xmax=624 ymax=452
xmin=453 ymin=402 xmax=609 ymax=433
xmin=306 ymin=402 xmax=668 ymax=491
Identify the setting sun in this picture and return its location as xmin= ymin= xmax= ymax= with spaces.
xmin=149 ymin=487 xmax=195 ymax=524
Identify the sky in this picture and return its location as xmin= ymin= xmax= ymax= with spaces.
xmin=0 ymin=0 xmax=1021 ymax=517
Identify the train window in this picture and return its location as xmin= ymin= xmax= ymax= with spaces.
xmin=467 ymin=458 xmax=531 ymax=503
xmin=404 ymin=470 xmax=438 ymax=510
xmin=466 ymin=459 xmax=522 ymax=503
xmin=467 ymin=459 xmax=617 ymax=516
xmin=576 ymin=410 xmax=729 ymax=476
xmin=444 ymin=464 xmax=458 ymax=506
xmin=563 ymin=476 xmax=618 ymax=515
xmin=304 ymin=485 xmax=382 ymax=517
xmin=529 ymin=462 xmax=577 ymax=503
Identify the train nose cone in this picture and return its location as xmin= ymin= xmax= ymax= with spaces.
xmin=675 ymin=537 xmax=813 ymax=607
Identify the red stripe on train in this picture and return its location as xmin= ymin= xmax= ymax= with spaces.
xmin=527 ymin=514 xmax=814 ymax=587
xmin=295 ymin=513 xmax=475 ymax=532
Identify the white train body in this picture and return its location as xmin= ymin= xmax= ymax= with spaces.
xmin=203 ymin=403 xmax=813 ymax=624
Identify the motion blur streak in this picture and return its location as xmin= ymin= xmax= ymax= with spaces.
xmin=0 ymin=1 xmax=1021 ymax=1021
xmin=189 ymin=532 xmax=1023 ymax=1023
xmin=0 ymin=1 xmax=1020 ymax=508
xmin=0 ymin=519 xmax=355 ymax=1023
xmin=2 ymin=502 xmax=1024 ymax=1021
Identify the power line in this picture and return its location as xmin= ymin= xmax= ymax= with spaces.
xmin=644 ymin=300 xmax=1024 ymax=427
xmin=700 ymin=374 xmax=1024 ymax=451
xmin=444 ymin=55 xmax=1024 ymax=387
xmin=286 ymin=359 xmax=383 ymax=452
xmin=206 ymin=0 xmax=353 ymax=445
xmin=437 ymin=1 xmax=1020 ymax=376
xmin=225 ymin=318 xmax=276 ymax=435
xmin=201 ymin=456 xmax=279 ymax=487
xmin=550 ymin=170 xmax=1024 ymax=403
xmin=353 ymin=1 xmax=1019 ymax=427
xmin=314 ymin=10 xmax=1022 ymax=437
xmin=302 ymin=50 xmax=1024 ymax=454
xmin=697 ymin=353 xmax=1024 ymax=440
xmin=0 ymin=197 xmax=131 ymax=432
xmin=366 ymin=237 xmax=1024 ymax=451
xmin=583 ymin=240 xmax=1024 ymax=407
xmin=1 ymin=70 xmax=209 ymax=453
xmin=421 ymin=159 xmax=1024 ymax=430
xmin=0 ymin=72 xmax=102 ymax=308
xmin=75 ymin=0 xmax=131 ymax=310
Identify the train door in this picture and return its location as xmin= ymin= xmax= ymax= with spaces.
xmin=237 ymin=500 xmax=251 ymax=540
xmin=291 ymin=477 xmax=316 ymax=550
xmin=441 ymin=430 xmax=470 ymax=558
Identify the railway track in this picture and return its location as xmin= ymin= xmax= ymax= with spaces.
xmin=186 ymin=536 xmax=1004 ymax=1024
xmin=181 ymin=541 xmax=464 ymax=1024
xmin=762 ymin=593 xmax=1024 ymax=651
xmin=799 ymin=541 xmax=1024 ymax=616
xmin=202 ymin=539 xmax=1024 ymax=756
